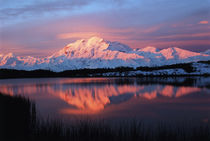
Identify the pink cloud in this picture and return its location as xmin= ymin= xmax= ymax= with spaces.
xmin=57 ymin=32 xmax=101 ymax=39
xmin=199 ymin=21 xmax=208 ymax=24
xmin=142 ymin=25 xmax=162 ymax=33
xmin=156 ymin=32 xmax=210 ymax=39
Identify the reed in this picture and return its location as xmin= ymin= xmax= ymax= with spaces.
xmin=1 ymin=93 xmax=210 ymax=141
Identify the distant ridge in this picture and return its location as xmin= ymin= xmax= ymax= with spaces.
xmin=0 ymin=36 xmax=210 ymax=72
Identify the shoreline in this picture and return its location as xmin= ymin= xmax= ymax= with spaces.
xmin=0 ymin=61 xmax=209 ymax=79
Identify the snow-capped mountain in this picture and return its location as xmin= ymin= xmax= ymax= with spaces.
xmin=0 ymin=36 xmax=210 ymax=72
xmin=202 ymin=49 xmax=210 ymax=55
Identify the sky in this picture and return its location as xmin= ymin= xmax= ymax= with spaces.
xmin=0 ymin=0 xmax=210 ymax=57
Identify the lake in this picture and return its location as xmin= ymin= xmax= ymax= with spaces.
xmin=0 ymin=77 xmax=210 ymax=125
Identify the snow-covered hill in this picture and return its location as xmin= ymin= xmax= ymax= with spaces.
xmin=0 ymin=36 xmax=210 ymax=72
xmin=203 ymin=49 xmax=210 ymax=55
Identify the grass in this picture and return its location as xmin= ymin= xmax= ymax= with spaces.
xmin=0 ymin=93 xmax=210 ymax=141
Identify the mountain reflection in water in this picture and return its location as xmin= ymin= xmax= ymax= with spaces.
xmin=0 ymin=77 xmax=210 ymax=122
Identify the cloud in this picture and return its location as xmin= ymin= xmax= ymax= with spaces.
xmin=156 ymin=32 xmax=210 ymax=39
xmin=199 ymin=21 xmax=209 ymax=24
xmin=0 ymin=0 xmax=90 ymax=19
xmin=1 ymin=0 xmax=210 ymax=56
xmin=0 ymin=0 xmax=131 ymax=21
xmin=141 ymin=25 xmax=162 ymax=33
xmin=57 ymin=32 xmax=101 ymax=39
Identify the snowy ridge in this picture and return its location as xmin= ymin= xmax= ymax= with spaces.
xmin=0 ymin=36 xmax=210 ymax=72
xmin=203 ymin=49 xmax=210 ymax=55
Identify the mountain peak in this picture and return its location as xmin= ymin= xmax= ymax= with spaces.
xmin=139 ymin=46 xmax=159 ymax=53
xmin=1 ymin=38 xmax=210 ymax=72
xmin=4 ymin=53 xmax=15 ymax=58
xmin=88 ymin=36 xmax=104 ymax=42
xmin=107 ymin=41 xmax=132 ymax=52
xmin=51 ymin=36 xmax=109 ymax=58
xmin=160 ymin=47 xmax=201 ymax=59
xmin=65 ymin=36 xmax=104 ymax=47
xmin=86 ymin=36 xmax=105 ymax=47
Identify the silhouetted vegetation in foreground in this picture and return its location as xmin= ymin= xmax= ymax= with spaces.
xmin=1 ymin=93 xmax=210 ymax=141
xmin=0 ymin=93 xmax=36 ymax=141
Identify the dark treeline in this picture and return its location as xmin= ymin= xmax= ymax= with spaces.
xmin=0 ymin=61 xmax=210 ymax=79
xmin=114 ymin=77 xmax=208 ymax=88
xmin=0 ymin=93 xmax=210 ymax=141
xmin=136 ymin=63 xmax=195 ymax=73
xmin=198 ymin=60 xmax=210 ymax=64
xmin=0 ymin=67 xmax=134 ymax=79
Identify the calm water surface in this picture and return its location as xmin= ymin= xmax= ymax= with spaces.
xmin=0 ymin=77 xmax=210 ymax=124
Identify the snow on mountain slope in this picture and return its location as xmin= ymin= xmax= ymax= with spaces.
xmin=106 ymin=41 xmax=132 ymax=52
xmin=137 ymin=46 xmax=159 ymax=53
xmin=159 ymin=47 xmax=204 ymax=59
xmin=203 ymin=49 xmax=210 ymax=55
xmin=0 ymin=36 xmax=210 ymax=72
xmin=50 ymin=36 xmax=139 ymax=59
xmin=0 ymin=53 xmax=19 ymax=67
